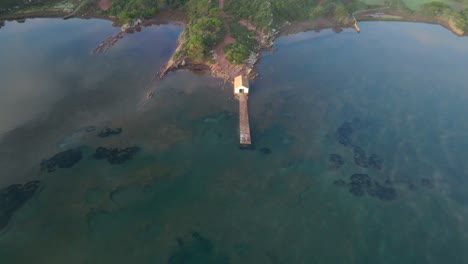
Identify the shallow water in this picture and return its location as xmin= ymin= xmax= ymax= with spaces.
xmin=1 ymin=19 xmax=468 ymax=263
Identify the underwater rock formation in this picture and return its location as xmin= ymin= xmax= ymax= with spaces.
xmin=353 ymin=146 xmax=369 ymax=168
xmin=347 ymin=173 xmax=396 ymax=201
xmin=40 ymin=148 xmax=83 ymax=172
xmin=168 ymin=232 xmax=229 ymax=264
xmin=329 ymin=154 xmax=344 ymax=169
xmin=368 ymin=181 xmax=397 ymax=201
xmin=368 ymin=154 xmax=383 ymax=170
xmin=93 ymin=146 xmax=140 ymax=165
xmin=259 ymin=147 xmax=272 ymax=155
xmin=352 ymin=147 xmax=383 ymax=170
xmin=335 ymin=119 xmax=383 ymax=169
xmin=336 ymin=121 xmax=353 ymax=146
xmin=349 ymin=173 xmax=372 ymax=196
xmin=336 ymin=118 xmax=362 ymax=147
xmin=0 ymin=181 xmax=40 ymax=230
xmin=98 ymin=127 xmax=122 ymax=137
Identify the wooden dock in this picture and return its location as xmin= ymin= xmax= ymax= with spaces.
xmin=234 ymin=75 xmax=252 ymax=145
xmin=238 ymin=93 xmax=251 ymax=145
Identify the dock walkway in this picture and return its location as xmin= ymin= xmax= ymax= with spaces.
xmin=238 ymin=93 xmax=251 ymax=145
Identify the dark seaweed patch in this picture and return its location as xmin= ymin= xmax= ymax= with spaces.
xmin=347 ymin=173 xmax=397 ymax=201
xmin=368 ymin=154 xmax=383 ymax=170
xmin=98 ymin=127 xmax=122 ymax=137
xmin=93 ymin=146 xmax=140 ymax=165
xmin=40 ymin=148 xmax=82 ymax=172
xmin=369 ymin=181 xmax=397 ymax=201
xmin=168 ymin=232 xmax=229 ymax=264
xmin=349 ymin=173 xmax=372 ymax=196
xmin=353 ymin=146 xmax=369 ymax=168
xmin=259 ymin=147 xmax=272 ymax=155
xmin=335 ymin=118 xmax=362 ymax=146
xmin=336 ymin=121 xmax=353 ymax=146
xmin=329 ymin=154 xmax=344 ymax=169
xmin=352 ymin=147 xmax=383 ymax=170
xmin=0 ymin=181 xmax=40 ymax=230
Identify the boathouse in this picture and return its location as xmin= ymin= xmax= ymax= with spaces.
xmin=234 ymin=75 xmax=249 ymax=94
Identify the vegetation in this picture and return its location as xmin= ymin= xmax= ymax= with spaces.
xmin=309 ymin=0 xmax=350 ymax=21
xmin=420 ymin=1 xmax=453 ymax=15
xmin=223 ymin=20 xmax=258 ymax=64
xmin=455 ymin=8 xmax=468 ymax=31
xmin=174 ymin=0 xmax=224 ymax=63
xmin=0 ymin=0 xmax=77 ymax=14
xmin=0 ymin=0 xmax=62 ymax=10
xmin=107 ymin=0 xmax=159 ymax=23
xmin=419 ymin=1 xmax=468 ymax=31
xmin=224 ymin=43 xmax=250 ymax=64
xmin=224 ymin=0 xmax=359 ymax=30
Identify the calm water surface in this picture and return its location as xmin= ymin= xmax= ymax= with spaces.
xmin=0 ymin=19 xmax=468 ymax=263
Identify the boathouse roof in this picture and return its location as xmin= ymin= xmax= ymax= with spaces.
xmin=234 ymin=75 xmax=249 ymax=89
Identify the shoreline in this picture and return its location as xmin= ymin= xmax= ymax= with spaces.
xmin=1 ymin=8 xmax=466 ymax=82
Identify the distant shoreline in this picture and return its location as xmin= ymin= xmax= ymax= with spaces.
xmin=1 ymin=8 xmax=465 ymax=82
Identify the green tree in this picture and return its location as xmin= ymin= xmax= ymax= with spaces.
xmin=420 ymin=1 xmax=452 ymax=16
xmin=224 ymin=42 xmax=250 ymax=64
xmin=108 ymin=0 xmax=158 ymax=23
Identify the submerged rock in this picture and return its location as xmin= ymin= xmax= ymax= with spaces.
xmin=93 ymin=146 xmax=140 ymax=165
xmin=336 ymin=121 xmax=353 ymax=146
xmin=347 ymin=173 xmax=396 ymax=201
xmin=368 ymin=154 xmax=383 ymax=170
xmin=329 ymin=154 xmax=344 ymax=169
xmin=370 ymin=181 xmax=397 ymax=201
xmin=336 ymin=118 xmax=362 ymax=146
xmin=98 ymin=127 xmax=122 ymax=137
xmin=0 ymin=181 xmax=40 ymax=230
xmin=40 ymin=148 xmax=82 ymax=172
xmin=353 ymin=146 xmax=369 ymax=168
xmin=259 ymin=147 xmax=272 ymax=155
xmin=349 ymin=173 xmax=372 ymax=196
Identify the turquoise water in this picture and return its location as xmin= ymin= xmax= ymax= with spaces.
xmin=1 ymin=19 xmax=468 ymax=263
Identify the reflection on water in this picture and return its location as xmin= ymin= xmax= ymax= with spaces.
xmin=0 ymin=20 xmax=468 ymax=263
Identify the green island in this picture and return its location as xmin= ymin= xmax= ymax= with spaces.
xmin=1 ymin=0 xmax=467 ymax=79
